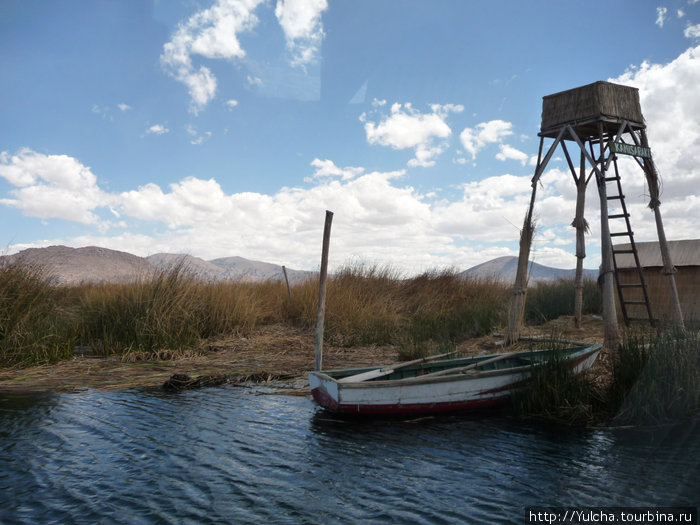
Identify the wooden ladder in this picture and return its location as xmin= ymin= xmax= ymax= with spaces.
xmin=605 ymin=171 xmax=655 ymax=326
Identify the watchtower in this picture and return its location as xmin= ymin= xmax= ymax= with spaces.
xmin=506 ymin=81 xmax=684 ymax=349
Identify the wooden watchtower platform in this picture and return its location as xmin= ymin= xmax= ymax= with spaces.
xmin=506 ymin=81 xmax=684 ymax=349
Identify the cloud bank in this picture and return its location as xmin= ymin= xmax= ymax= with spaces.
xmin=3 ymin=45 xmax=700 ymax=273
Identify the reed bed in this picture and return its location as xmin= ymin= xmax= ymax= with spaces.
xmin=0 ymin=263 xmax=77 ymax=367
xmin=513 ymin=329 xmax=700 ymax=426
xmin=2 ymin=260 xmax=698 ymax=426
xmin=511 ymin=344 xmax=597 ymax=426
xmin=287 ymin=265 xmax=509 ymax=352
xmin=610 ymin=329 xmax=700 ymax=425
xmin=0 ymin=262 xmax=510 ymax=367
xmin=524 ymin=278 xmax=602 ymax=325
xmin=0 ymin=264 xmax=606 ymax=368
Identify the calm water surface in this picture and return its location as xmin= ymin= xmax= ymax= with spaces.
xmin=0 ymin=386 xmax=698 ymax=524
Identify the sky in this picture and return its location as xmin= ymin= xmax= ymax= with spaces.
xmin=1 ymin=1 xmax=700 ymax=274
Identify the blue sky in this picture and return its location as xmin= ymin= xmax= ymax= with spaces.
xmin=2 ymin=0 xmax=700 ymax=273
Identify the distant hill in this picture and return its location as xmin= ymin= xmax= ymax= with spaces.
xmin=146 ymin=253 xmax=227 ymax=281
xmin=209 ymin=256 xmax=311 ymax=284
xmin=1 ymin=246 xmax=312 ymax=285
xmin=2 ymin=247 xmax=594 ymax=286
xmin=2 ymin=246 xmax=153 ymax=284
xmin=461 ymin=256 xmax=597 ymax=284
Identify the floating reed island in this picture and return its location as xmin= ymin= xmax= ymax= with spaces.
xmin=1 ymin=260 xmax=697 ymax=426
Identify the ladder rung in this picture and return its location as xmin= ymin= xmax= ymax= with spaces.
xmin=624 ymin=300 xmax=649 ymax=305
xmin=607 ymin=195 xmax=625 ymax=200
xmin=609 ymin=213 xmax=630 ymax=219
xmin=613 ymin=249 xmax=635 ymax=254
xmin=627 ymin=316 xmax=655 ymax=322
xmin=605 ymin=176 xmax=621 ymax=182
xmin=619 ymin=283 xmax=643 ymax=288
xmin=610 ymin=232 xmax=632 ymax=237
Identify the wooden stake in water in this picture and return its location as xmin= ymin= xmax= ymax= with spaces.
xmin=315 ymin=210 xmax=333 ymax=371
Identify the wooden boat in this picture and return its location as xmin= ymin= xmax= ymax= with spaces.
xmin=308 ymin=343 xmax=602 ymax=416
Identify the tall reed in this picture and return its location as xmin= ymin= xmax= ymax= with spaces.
xmin=511 ymin=345 xmax=596 ymax=425
xmin=611 ymin=329 xmax=700 ymax=425
xmin=285 ymin=265 xmax=508 ymax=349
xmin=525 ymin=278 xmax=601 ymax=325
xmin=77 ymin=265 xmax=202 ymax=354
xmin=0 ymin=261 xmax=509 ymax=367
xmin=0 ymin=263 xmax=77 ymax=366
xmin=400 ymin=270 xmax=507 ymax=344
xmin=193 ymin=279 xmax=288 ymax=338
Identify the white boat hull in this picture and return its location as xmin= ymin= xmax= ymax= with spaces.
xmin=309 ymin=345 xmax=601 ymax=416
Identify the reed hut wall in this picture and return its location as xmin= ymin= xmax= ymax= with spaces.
xmin=614 ymin=240 xmax=700 ymax=323
xmin=541 ymin=81 xmax=644 ymax=134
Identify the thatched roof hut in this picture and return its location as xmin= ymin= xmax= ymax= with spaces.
xmin=614 ymin=239 xmax=700 ymax=323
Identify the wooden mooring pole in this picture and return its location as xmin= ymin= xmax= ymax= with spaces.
xmin=315 ymin=210 xmax=334 ymax=371
xmin=282 ymin=265 xmax=291 ymax=302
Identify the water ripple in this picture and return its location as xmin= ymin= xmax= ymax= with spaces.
xmin=0 ymin=389 xmax=698 ymax=524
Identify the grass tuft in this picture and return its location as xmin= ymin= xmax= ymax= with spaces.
xmin=524 ymin=278 xmax=601 ymax=325
xmin=610 ymin=329 xmax=700 ymax=425
xmin=512 ymin=344 xmax=596 ymax=425
xmin=0 ymin=263 xmax=77 ymax=366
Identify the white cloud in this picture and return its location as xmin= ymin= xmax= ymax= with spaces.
xmin=160 ymin=0 xmax=265 ymax=113
xmin=308 ymin=158 xmax=365 ymax=181
xmin=612 ymin=44 xmax=700 ymax=203
xmin=146 ymin=124 xmax=169 ymax=135
xmin=186 ymin=124 xmax=212 ymax=145
xmin=363 ymin=102 xmax=463 ymax=167
xmin=1 ymin=148 xmax=534 ymax=271
xmin=275 ymin=0 xmax=328 ymax=67
xmin=6 ymin=46 xmax=700 ymax=274
xmin=684 ymin=23 xmax=700 ymax=38
xmin=496 ymin=144 xmax=529 ymax=165
xmin=225 ymin=99 xmax=239 ymax=109
xmin=656 ymin=7 xmax=668 ymax=27
xmin=247 ymin=75 xmax=263 ymax=87
xmin=459 ymin=120 xmax=513 ymax=159
xmin=117 ymin=103 xmax=132 ymax=112
xmin=0 ymin=149 xmax=109 ymax=224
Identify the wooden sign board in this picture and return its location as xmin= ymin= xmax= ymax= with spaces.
xmin=608 ymin=141 xmax=651 ymax=159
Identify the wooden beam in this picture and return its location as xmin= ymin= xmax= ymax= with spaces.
xmin=568 ymin=125 xmax=604 ymax=180
xmin=573 ymin=149 xmax=588 ymax=329
xmin=595 ymin=122 xmax=621 ymax=350
xmin=531 ymin=126 xmax=566 ymax=187
xmin=560 ymin=140 xmax=579 ymax=183
xmin=338 ymin=350 xmax=460 ymax=383
xmin=315 ymin=210 xmax=334 ymax=371
xmin=639 ymin=130 xmax=685 ymax=329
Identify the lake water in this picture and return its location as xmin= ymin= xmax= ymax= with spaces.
xmin=0 ymin=386 xmax=698 ymax=524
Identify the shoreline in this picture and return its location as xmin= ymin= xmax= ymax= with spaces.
xmin=0 ymin=316 xmax=607 ymax=396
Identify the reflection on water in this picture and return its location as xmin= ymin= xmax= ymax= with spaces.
xmin=0 ymin=387 xmax=698 ymax=524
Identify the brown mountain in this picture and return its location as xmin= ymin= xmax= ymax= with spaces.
xmin=460 ymin=256 xmax=597 ymax=284
xmin=146 ymin=253 xmax=226 ymax=281
xmin=2 ymin=246 xmax=312 ymax=285
xmin=209 ymin=256 xmax=311 ymax=284
xmin=2 ymin=246 xmax=153 ymax=284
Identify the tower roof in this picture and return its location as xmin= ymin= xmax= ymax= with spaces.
xmin=540 ymin=81 xmax=644 ymax=139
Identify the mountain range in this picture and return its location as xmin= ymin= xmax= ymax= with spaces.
xmin=460 ymin=255 xmax=598 ymax=283
xmin=1 ymin=246 xmax=597 ymax=285
xmin=1 ymin=246 xmax=311 ymax=285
